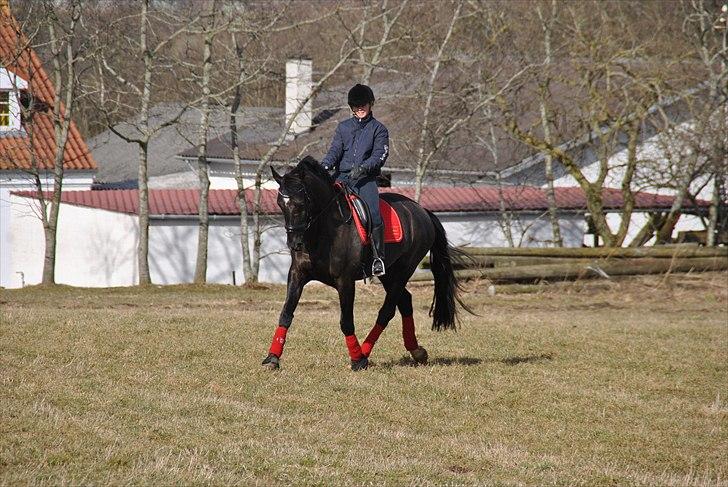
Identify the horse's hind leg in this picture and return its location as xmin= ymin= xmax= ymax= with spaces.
xmin=397 ymin=288 xmax=428 ymax=364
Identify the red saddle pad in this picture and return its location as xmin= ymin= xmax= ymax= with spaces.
xmin=347 ymin=196 xmax=404 ymax=245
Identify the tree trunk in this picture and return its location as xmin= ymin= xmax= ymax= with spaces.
xmin=628 ymin=212 xmax=666 ymax=247
xmin=194 ymin=15 xmax=214 ymax=284
xmin=413 ymin=1 xmax=461 ymax=203
xmin=537 ymin=0 xmax=562 ymax=247
xmin=495 ymin=171 xmax=515 ymax=247
xmin=136 ymin=0 xmax=152 ymax=285
xmin=138 ymin=142 xmax=151 ymax=284
xmin=707 ymin=173 xmax=721 ymax=246
xmin=230 ymin=35 xmax=254 ymax=284
xmin=41 ymin=3 xmax=79 ymax=285
xmin=540 ymin=101 xmax=562 ymax=247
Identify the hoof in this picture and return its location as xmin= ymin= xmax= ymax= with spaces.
xmin=261 ymin=353 xmax=280 ymax=370
xmin=410 ymin=346 xmax=428 ymax=365
xmin=350 ymin=356 xmax=369 ymax=371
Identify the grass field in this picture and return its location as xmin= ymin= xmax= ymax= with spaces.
xmin=1 ymin=272 xmax=727 ymax=486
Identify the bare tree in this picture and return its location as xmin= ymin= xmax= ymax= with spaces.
xmin=38 ymin=0 xmax=84 ymax=284
xmin=3 ymin=1 xmax=87 ymax=284
xmin=632 ymin=1 xmax=728 ymax=246
xmin=502 ymin=3 xmax=671 ymax=247
xmin=95 ymin=1 xmax=199 ymax=284
xmin=684 ymin=0 xmax=728 ymax=246
xmin=351 ymin=0 xmax=410 ymax=84
xmin=536 ymin=0 xmax=563 ymax=246
xmin=188 ymin=1 xmax=230 ymax=284
xmin=412 ymin=1 xmax=462 ymax=202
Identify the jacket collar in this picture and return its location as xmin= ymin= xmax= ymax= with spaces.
xmin=353 ymin=112 xmax=373 ymax=124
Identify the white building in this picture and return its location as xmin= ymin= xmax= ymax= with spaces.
xmin=5 ymin=185 xmax=703 ymax=288
xmin=0 ymin=6 xmax=97 ymax=288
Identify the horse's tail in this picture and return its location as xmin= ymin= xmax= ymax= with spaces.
xmin=427 ymin=210 xmax=474 ymax=331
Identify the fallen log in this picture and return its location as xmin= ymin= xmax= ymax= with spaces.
xmin=460 ymin=246 xmax=728 ymax=260
xmin=410 ymin=256 xmax=728 ymax=283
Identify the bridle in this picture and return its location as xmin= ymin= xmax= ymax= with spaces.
xmin=279 ymin=181 xmax=348 ymax=237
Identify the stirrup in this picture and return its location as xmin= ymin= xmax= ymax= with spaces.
xmin=372 ymin=258 xmax=385 ymax=277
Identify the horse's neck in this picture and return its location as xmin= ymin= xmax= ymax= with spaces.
xmin=306 ymin=177 xmax=335 ymax=212
xmin=305 ymin=180 xmax=346 ymax=239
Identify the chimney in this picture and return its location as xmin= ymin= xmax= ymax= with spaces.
xmin=285 ymin=59 xmax=312 ymax=139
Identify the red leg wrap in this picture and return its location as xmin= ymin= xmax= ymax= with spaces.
xmin=345 ymin=335 xmax=363 ymax=361
xmin=269 ymin=326 xmax=288 ymax=357
xmin=402 ymin=316 xmax=419 ymax=351
xmin=361 ymin=324 xmax=385 ymax=357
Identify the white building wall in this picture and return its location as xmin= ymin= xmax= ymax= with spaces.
xmin=439 ymin=213 xmax=586 ymax=248
xmin=6 ymin=198 xmax=588 ymax=288
xmin=1 ymin=172 xmax=94 ymax=287
xmin=8 ymin=195 xmax=137 ymax=288
xmin=148 ymin=217 xmax=289 ymax=285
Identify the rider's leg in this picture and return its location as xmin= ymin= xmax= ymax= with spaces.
xmin=355 ymin=178 xmax=385 ymax=276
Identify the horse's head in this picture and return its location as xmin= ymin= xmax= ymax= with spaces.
xmin=271 ymin=156 xmax=333 ymax=252
xmin=272 ymin=165 xmax=310 ymax=252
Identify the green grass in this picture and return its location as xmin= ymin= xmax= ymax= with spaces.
xmin=1 ymin=273 xmax=727 ymax=486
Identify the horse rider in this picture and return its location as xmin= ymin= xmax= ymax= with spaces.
xmin=320 ymin=83 xmax=390 ymax=277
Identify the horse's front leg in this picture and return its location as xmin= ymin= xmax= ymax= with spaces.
xmin=337 ymin=279 xmax=368 ymax=371
xmin=262 ymin=270 xmax=308 ymax=370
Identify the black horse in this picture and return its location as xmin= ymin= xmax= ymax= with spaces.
xmin=263 ymin=156 xmax=471 ymax=370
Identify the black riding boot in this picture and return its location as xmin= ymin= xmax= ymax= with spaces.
xmin=371 ymin=223 xmax=385 ymax=277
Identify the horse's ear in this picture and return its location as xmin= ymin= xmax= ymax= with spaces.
xmin=271 ymin=166 xmax=283 ymax=185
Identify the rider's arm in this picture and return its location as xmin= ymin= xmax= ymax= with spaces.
xmin=360 ymin=125 xmax=389 ymax=175
xmin=321 ymin=125 xmax=344 ymax=171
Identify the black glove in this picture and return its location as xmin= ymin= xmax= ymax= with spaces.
xmin=349 ymin=165 xmax=365 ymax=182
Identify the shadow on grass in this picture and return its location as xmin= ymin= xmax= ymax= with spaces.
xmin=500 ymin=353 xmax=554 ymax=365
xmin=373 ymin=352 xmax=554 ymax=369
xmin=374 ymin=355 xmax=483 ymax=369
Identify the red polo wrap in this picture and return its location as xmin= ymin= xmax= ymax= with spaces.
xmin=402 ymin=316 xmax=418 ymax=351
xmin=361 ymin=324 xmax=385 ymax=357
xmin=269 ymin=326 xmax=288 ymax=357
xmin=345 ymin=335 xmax=363 ymax=361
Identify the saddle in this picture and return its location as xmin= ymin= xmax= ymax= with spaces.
xmin=337 ymin=184 xmax=403 ymax=245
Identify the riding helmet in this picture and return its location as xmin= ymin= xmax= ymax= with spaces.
xmin=348 ymin=84 xmax=375 ymax=107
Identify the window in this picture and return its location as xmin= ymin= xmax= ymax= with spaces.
xmin=0 ymin=91 xmax=9 ymax=126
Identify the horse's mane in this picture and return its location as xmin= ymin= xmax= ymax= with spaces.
xmin=284 ymin=155 xmax=334 ymax=189
xmin=300 ymin=155 xmax=334 ymax=184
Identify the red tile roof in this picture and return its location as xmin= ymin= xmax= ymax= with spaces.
xmin=0 ymin=8 xmax=96 ymax=171
xmin=13 ymin=186 xmax=708 ymax=216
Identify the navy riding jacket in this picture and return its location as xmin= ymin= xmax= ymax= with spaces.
xmin=320 ymin=113 xmax=389 ymax=177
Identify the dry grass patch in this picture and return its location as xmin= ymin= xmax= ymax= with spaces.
xmin=1 ymin=273 xmax=727 ymax=485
